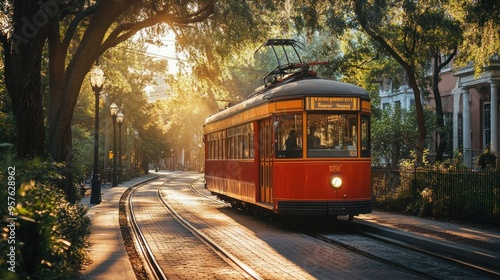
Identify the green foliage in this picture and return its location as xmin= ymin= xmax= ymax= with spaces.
xmin=0 ymin=150 xmax=90 ymax=279
xmin=372 ymin=105 xmax=435 ymax=168
xmin=0 ymin=63 xmax=16 ymax=146
xmin=373 ymin=150 xmax=499 ymax=225
xmin=72 ymin=40 xmax=170 ymax=175
xmin=160 ymin=73 xmax=216 ymax=169
xmin=477 ymin=145 xmax=497 ymax=169
xmin=451 ymin=0 xmax=500 ymax=75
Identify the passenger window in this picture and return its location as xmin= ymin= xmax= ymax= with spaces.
xmin=275 ymin=114 xmax=303 ymax=158
xmin=307 ymin=113 xmax=358 ymax=158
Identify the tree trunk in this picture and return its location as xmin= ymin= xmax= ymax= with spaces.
xmin=353 ymin=0 xmax=426 ymax=165
xmin=2 ymin=1 xmax=50 ymax=159
xmin=4 ymin=60 xmax=45 ymax=158
xmin=433 ymin=62 xmax=447 ymax=162
xmin=407 ymin=73 xmax=426 ymax=164
xmin=433 ymin=49 xmax=457 ymax=162
xmin=47 ymin=4 xmax=123 ymax=202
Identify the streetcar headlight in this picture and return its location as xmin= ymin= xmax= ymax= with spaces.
xmin=330 ymin=176 xmax=343 ymax=189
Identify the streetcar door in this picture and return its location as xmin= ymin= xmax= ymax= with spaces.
xmin=259 ymin=118 xmax=273 ymax=204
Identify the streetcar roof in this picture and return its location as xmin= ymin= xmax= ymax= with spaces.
xmin=205 ymin=78 xmax=369 ymax=124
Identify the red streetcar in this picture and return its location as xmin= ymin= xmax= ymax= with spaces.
xmin=203 ymin=39 xmax=372 ymax=219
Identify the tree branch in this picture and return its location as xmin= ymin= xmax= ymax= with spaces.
xmin=62 ymin=4 xmax=98 ymax=50
xmin=99 ymin=2 xmax=214 ymax=55
xmin=437 ymin=47 xmax=457 ymax=72
xmin=0 ymin=32 xmax=10 ymax=56
xmin=353 ymin=1 xmax=411 ymax=71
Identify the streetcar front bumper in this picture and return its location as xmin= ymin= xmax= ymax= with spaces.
xmin=276 ymin=200 xmax=372 ymax=216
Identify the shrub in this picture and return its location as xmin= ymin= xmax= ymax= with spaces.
xmin=477 ymin=145 xmax=497 ymax=169
xmin=0 ymin=147 xmax=91 ymax=279
xmin=373 ymin=149 xmax=500 ymax=226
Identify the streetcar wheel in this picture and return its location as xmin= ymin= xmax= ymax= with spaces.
xmin=335 ymin=214 xmax=353 ymax=221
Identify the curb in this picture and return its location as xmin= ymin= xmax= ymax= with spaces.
xmin=350 ymin=219 xmax=500 ymax=275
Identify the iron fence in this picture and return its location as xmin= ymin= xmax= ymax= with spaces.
xmin=372 ymin=167 xmax=500 ymax=227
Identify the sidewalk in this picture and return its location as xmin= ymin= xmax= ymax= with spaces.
xmin=355 ymin=211 xmax=500 ymax=273
xmin=357 ymin=210 xmax=500 ymax=247
xmin=79 ymin=174 xmax=157 ymax=280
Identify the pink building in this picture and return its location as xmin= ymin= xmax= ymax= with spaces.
xmin=451 ymin=58 xmax=499 ymax=167
xmin=382 ymin=57 xmax=500 ymax=167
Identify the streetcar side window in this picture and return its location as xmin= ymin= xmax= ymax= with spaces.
xmin=226 ymin=123 xmax=254 ymax=160
xmin=227 ymin=127 xmax=234 ymax=159
xmin=307 ymin=113 xmax=358 ymax=158
xmin=360 ymin=115 xmax=370 ymax=157
xmin=206 ymin=132 xmax=224 ymax=160
xmin=275 ymin=114 xmax=303 ymax=158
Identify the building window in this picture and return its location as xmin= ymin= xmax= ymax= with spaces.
xmin=440 ymin=54 xmax=451 ymax=72
xmin=483 ymin=102 xmax=491 ymax=149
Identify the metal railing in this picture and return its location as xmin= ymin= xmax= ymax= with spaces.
xmin=372 ymin=167 xmax=500 ymax=227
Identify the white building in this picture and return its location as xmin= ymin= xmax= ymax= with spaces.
xmin=147 ymin=76 xmax=171 ymax=103
xmin=379 ymin=57 xmax=500 ymax=167
xmin=453 ymin=57 xmax=500 ymax=166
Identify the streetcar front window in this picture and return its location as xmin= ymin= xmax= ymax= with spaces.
xmin=307 ymin=113 xmax=358 ymax=158
xmin=275 ymin=114 xmax=303 ymax=158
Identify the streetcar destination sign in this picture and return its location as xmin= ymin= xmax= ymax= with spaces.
xmin=306 ymin=97 xmax=360 ymax=111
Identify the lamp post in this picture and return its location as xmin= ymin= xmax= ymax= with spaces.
xmin=171 ymin=148 xmax=174 ymax=171
xmin=134 ymin=130 xmax=139 ymax=175
xmin=90 ymin=65 xmax=104 ymax=204
xmin=117 ymin=111 xmax=124 ymax=183
xmin=110 ymin=102 xmax=119 ymax=187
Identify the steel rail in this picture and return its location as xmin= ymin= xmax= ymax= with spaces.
xmin=342 ymin=224 xmax=500 ymax=279
xmin=188 ymin=176 xmax=440 ymax=279
xmin=126 ymin=180 xmax=168 ymax=280
xmin=187 ymin=177 xmax=228 ymax=205
xmin=311 ymin=233 xmax=440 ymax=280
xmin=157 ymin=182 xmax=264 ymax=280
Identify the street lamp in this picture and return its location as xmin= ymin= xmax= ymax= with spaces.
xmin=110 ymin=102 xmax=119 ymax=187
xmin=117 ymin=111 xmax=124 ymax=183
xmin=90 ymin=65 xmax=104 ymax=204
xmin=134 ymin=130 xmax=139 ymax=174
xmin=171 ymin=148 xmax=174 ymax=171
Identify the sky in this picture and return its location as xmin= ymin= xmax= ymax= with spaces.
xmin=144 ymin=32 xmax=182 ymax=75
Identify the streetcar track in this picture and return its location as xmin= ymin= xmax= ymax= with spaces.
xmin=186 ymin=176 xmax=495 ymax=279
xmin=301 ymin=223 xmax=500 ymax=280
xmin=184 ymin=176 xmax=437 ymax=279
xmin=302 ymin=224 xmax=500 ymax=280
xmin=120 ymin=173 xmax=189 ymax=280
xmin=185 ymin=176 xmax=436 ymax=279
xmin=187 ymin=177 xmax=228 ymax=205
xmin=129 ymin=186 xmax=168 ymax=280
xmin=120 ymin=177 xmax=171 ymax=280
xmin=311 ymin=233 xmax=440 ymax=280
xmin=119 ymin=187 xmax=150 ymax=280
xmin=123 ymin=174 xmax=262 ymax=280
xmin=342 ymin=224 xmax=500 ymax=279
xmin=124 ymin=174 xmax=492 ymax=279
xmin=158 ymin=178 xmax=264 ymax=280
